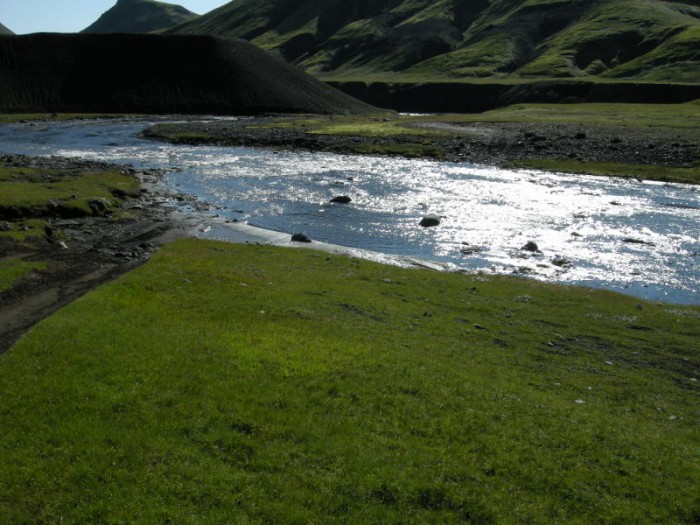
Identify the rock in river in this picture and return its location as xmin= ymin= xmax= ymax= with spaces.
xmin=521 ymin=241 xmax=540 ymax=253
xmin=420 ymin=214 xmax=442 ymax=228
xmin=291 ymin=232 xmax=312 ymax=243
xmin=330 ymin=195 xmax=352 ymax=204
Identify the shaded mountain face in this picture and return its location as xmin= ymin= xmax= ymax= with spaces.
xmin=0 ymin=33 xmax=376 ymax=115
xmin=168 ymin=0 xmax=700 ymax=83
xmin=0 ymin=22 xmax=14 ymax=35
xmin=83 ymin=0 xmax=199 ymax=33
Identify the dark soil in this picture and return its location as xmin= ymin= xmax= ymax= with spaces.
xmin=0 ymin=34 xmax=375 ymax=115
xmin=143 ymin=117 xmax=699 ymax=169
xmin=0 ymin=155 xmax=190 ymax=353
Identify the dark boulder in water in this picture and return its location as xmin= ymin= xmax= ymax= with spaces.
xmin=330 ymin=195 xmax=352 ymax=204
xmin=420 ymin=214 xmax=442 ymax=227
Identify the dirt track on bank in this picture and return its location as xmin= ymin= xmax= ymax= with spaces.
xmin=0 ymin=155 xmax=192 ymax=353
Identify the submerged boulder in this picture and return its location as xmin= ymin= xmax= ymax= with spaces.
xmin=330 ymin=195 xmax=352 ymax=204
xmin=521 ymin=241 xmax=540 ymax=252
xmin=420 ymin=214 xmax=442 ymax=228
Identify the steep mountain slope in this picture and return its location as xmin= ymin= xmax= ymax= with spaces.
xmin=0 ymin=34 xmax=375 ymax=115
xmin=83 ymin=0 xmax=199 ymax=34
xmin=0 ymin=22 xmax=13 ymax=35
xmin=168 ymin=0 xmax=700 ymax=83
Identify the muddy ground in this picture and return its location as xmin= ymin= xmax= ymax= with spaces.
xmin=0 ymin=154 xmax=194 ymax=353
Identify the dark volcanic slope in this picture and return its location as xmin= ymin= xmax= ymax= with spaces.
xmin=0 ymin=34 xmax=376 ymax=115
xmin=0 ymin=22 xmax=13 ymax=35
xmin=83 ymin=0 xmax=199 ymax=34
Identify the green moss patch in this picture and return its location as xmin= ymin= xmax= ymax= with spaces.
xmin=0 ymin=257 xmax=46 ymax=293
xmin=0 ymin=165 xmax=140 ymax=220
xmin=1 ymin=240 xmax=697 ymax=523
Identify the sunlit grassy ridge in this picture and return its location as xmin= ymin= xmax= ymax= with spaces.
xmin=169 ymin=0 xmax=700 ymax=83
xmin=1 ymin=239 xmax=698 ymax=523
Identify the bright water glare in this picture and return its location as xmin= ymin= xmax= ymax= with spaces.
xmin=1 ymin=119 xmax=698 ymax=304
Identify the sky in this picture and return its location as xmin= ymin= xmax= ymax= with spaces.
xmin=0 ymin=0 xmax=231 ymax=34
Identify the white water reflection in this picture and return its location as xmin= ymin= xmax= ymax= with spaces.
xmin=0 ymin=119 xmax=698 ymax=304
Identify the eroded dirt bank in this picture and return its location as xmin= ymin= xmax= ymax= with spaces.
xmin=0 ymin=154 xmax=191 ymax=353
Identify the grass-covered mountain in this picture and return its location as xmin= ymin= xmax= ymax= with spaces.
xmin=83 ymin=0 xmax=199 ymax=34
xmin=169 ymin=0 xmax=700 ymax=83
xmin=0 ymin=22 xmax=13 ymax=35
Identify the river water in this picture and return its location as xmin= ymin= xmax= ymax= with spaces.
xmin=1 ymin=118 xmax=698 ymax=305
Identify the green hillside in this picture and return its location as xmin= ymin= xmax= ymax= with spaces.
xmin=169 ymin=0 xmax=700 ymax=83
xmin=83 ymin=0 xmax=199 ymax=34
xmin=0 ymin=22 xmax=13 ymax=35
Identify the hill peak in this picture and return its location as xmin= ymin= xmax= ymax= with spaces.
xmin=83 ymin=0 xmax=199 ymax=34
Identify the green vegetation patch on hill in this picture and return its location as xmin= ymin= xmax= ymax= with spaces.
xmin=1 ymin=239 xmax=698 ymax=523
xmin=168 ymin=0 xmax=700 ymax=84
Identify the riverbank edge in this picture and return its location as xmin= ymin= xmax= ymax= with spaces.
xmin=0 ymin=153 xmax=201 ymax=353
xmin=142 ymin=111 xmax=700 ymax=185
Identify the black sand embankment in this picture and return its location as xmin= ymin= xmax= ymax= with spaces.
xmin=0 ymin=33 xmax=375 ymax=115
xmin=328 ymin=80 xmax=700 ymax=113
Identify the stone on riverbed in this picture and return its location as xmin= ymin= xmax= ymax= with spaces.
xmin=521 ymin=241 xmax=540 ymax=253
xmin=330 ymin=195 xmax=352 ymax=204
xmin=291 ymin=232 xmax=312 ymax=243
xmin=420 ymin=214 xmax=441 ymax=228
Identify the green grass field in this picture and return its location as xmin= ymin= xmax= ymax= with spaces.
xmin=1 ymin=239 xmax=698 ymax=523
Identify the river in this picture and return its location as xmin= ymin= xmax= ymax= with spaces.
xmin=1 ymin=118 xmax=698 ymax=305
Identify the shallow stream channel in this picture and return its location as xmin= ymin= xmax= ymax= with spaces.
xmin=1 ymin=118 xmax=698 ymax=304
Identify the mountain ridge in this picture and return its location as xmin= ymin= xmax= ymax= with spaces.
xmin=0 ymin=22 xmax=13 ymax=35
xmin=167 ymin=0 xmax=700 ymax=84
xmin=83 ymin=0 xmax=199 ymax=34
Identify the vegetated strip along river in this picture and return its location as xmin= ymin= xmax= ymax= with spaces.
xmin=1 ymin=118 xmax=698 ymax=305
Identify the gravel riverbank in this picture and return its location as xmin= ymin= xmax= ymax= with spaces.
xmin=143 ymin=116 xmax=699 ymax=175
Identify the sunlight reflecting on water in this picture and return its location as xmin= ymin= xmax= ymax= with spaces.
xmin=0 ymin=119 xmax=697 ymax=304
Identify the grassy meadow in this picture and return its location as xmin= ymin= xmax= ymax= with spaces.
xmin=1 ymin=239 xmax=698 ymax=523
